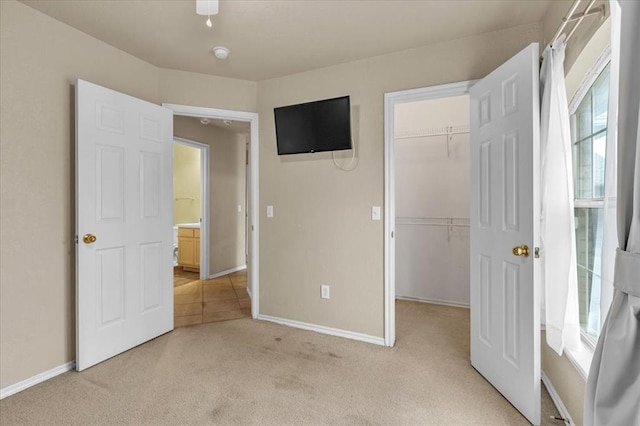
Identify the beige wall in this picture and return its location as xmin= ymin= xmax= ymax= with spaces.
xmin=0 ymin=0 xmax=257 ymax=389
xmin=173 ymin=144 xmax=202 ymax=225
xmin=542 ymin=332 xmax=586 ymax=426
xmin=0 ymin=0 xmax=160 ymax=389
xmin=174 ymin=117 xmax=247 ymax=275
xmin=257 ymin=22 xmax=543 ymax=337
xmin=159 ymin=68 xmax=257 ymax=113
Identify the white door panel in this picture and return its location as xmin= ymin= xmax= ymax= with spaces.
xmin=76 ymin=79 xmax=173 ymax=371
xmin=470 ymin=44 xmax=541 ymax=425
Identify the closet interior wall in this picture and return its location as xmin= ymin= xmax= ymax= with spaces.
xmin=394 ymin=95 xmax=471 ymax=307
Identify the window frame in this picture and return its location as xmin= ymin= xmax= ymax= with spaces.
xmin=568 ymin=46 xmax=612 ymax=349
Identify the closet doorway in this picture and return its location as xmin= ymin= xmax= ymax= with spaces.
xmin=394 ymin=95 xmax=470 ymax=305
xmin=384 ymin=81 xmax=475 ymax=345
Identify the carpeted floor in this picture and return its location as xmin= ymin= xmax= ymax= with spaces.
xmin=0 ymin=301 xmax=561 ymax=425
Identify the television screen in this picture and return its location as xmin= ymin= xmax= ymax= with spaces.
xmin=274 ymin=96 xmax=352 ymax=155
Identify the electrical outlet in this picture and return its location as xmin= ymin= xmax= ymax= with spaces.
xmin=321 ymin=285 xmax=330 ymax=299
xmin=266 ymin=205 xmax=274 ymax=218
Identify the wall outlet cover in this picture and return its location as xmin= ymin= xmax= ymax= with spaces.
xmin=372 ymin=206 xmax=381 ymax=221
xmin=321 ymin=285 xmax=330 ymax=299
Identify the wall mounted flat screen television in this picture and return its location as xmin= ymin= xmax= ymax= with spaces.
xmin=274 ymin=96 xmax=352 ymax=155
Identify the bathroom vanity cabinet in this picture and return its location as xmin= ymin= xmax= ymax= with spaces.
xmin=177 ymin=227 xmax=200 ymax=272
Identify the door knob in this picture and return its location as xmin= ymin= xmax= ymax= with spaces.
xmin=512 ymin=245 xmax=530 ymax=257
xmin=82 ymin=234 xmax=97 ymax=244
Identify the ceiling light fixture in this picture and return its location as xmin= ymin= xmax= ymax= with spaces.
xmin=196 ymin=0 xmax=218 ymax=28
xmin=212 ymin=46 xmax=230 ymax=60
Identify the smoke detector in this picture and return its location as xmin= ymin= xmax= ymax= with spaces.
xmin=212 ymin=46 xmax=230 ymax=60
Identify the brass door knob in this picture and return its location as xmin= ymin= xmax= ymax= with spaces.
xmin=82 ymin=234 xmax=97 ymax=244
xmin=512 ymin=245 xmax=530 ymax=257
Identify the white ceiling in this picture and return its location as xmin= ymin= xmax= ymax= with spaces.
xmin=21 ymin=0 xmax=559 ymax=82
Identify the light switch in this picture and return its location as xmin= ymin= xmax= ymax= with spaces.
xmin=372 ymin=206 xmax=381 ymax=221
xmin=267 ymin=205 xmax=274 ymax=218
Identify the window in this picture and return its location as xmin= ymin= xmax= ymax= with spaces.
xmin=571 ymin=62 xmax=610 ymax=345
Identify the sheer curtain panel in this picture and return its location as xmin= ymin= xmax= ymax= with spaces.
xmin=585 ymin=1 xmax=640 ymax=424
xmin=540 ymin=35 xmax=581 ymax=355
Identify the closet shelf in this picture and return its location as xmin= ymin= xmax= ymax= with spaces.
xmin=394 ymin=125 xmax=470 ymax=140
xmin=396 ymin=216 xmax=470 ymax=227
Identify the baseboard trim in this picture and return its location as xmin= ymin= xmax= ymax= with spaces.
xmin=208 ymin=265 xmax=246 ymax=280
xmin=257 ymin=314 xmax=385 ymax=346
xmin=1 ymin=361 xmax=75 ymax=400
xmin=396 ymin=295 xmax=470 ymax=309
xmin=542 ymin=371 xmax=574 ymax=425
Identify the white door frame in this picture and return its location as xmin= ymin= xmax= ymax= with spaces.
xmin=163 ymin=104 xmax=260 ymax=319
xmin=173 ymin=137 xmax=210 ymax=280
xmin=383 ymin=80 xmax=477 ymax=347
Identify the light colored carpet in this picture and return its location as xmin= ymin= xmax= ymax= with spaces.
xmin=0 ymin=301 xmax=561 ymax=425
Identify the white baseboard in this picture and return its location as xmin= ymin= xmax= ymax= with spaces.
xmin=542 ymin=371 xmax=574 ymax=425
xmin=257 ymin=314 xmax=385 ymax=346
xmin=396 ymin=295 xmax=470 ymax=309
xmin=0 ymin=361 xmax=75 ymax=400
xmin=208 ymin=265 xmax=246 ymax=280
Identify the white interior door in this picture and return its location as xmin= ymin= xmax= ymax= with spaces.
xmin=76 ymin=79 xmax=174 ymax=371
xmin=469 ymin=44 xmax=541 ymax=424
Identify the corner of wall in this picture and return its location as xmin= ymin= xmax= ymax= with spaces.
xmin=541 ymin=332 xmax=586 ymax=426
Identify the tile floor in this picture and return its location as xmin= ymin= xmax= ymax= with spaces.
xmin=174 ymin=268 xmax=251 ymax=328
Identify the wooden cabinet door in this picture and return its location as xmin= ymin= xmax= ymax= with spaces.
xmin=178 ymin=236 xmax=195 ymax=266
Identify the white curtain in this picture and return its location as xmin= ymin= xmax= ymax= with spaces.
xmin=539 ymin=35 xmax=582 ymax=355
xmin=585 ymin=1 xmax=640 ymax=424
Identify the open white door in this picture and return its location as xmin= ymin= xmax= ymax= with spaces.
xmin=469 ymin=44 xmax=541 ymax=424
xmin=76 ymin=80 xmax=174 ymax=371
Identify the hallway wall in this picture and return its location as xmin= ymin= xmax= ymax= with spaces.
xmin=173 ymin=143 xmax=202 ymax=225
xmin=174 ymin=117 xmax=247 ymax=276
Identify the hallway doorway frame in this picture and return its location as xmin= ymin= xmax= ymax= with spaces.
xmin=164 ymin=103 xmax=260 ymax=319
